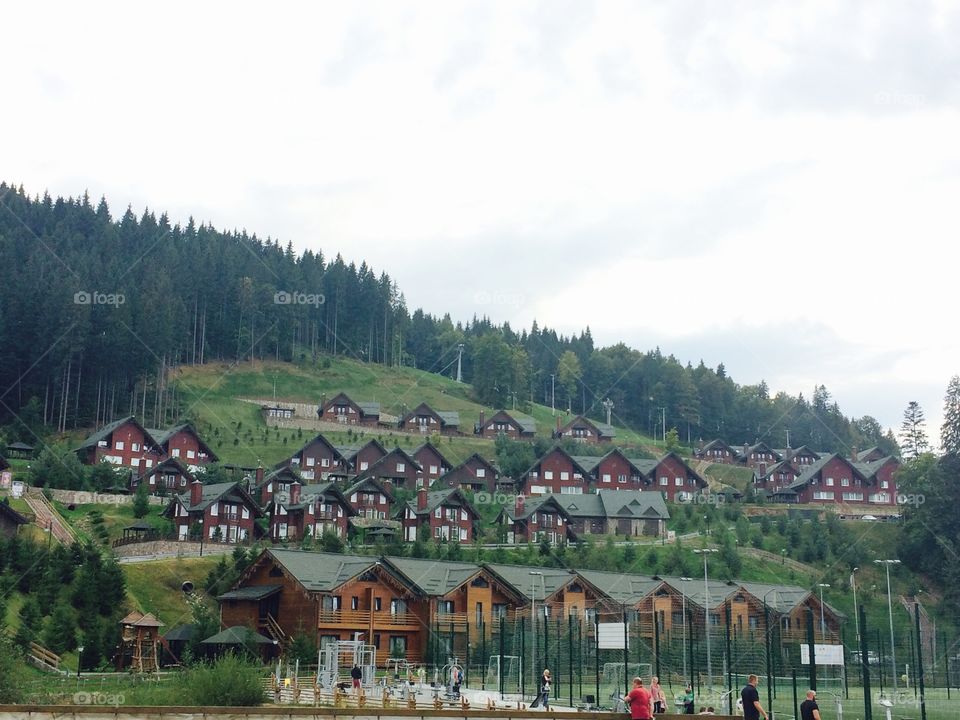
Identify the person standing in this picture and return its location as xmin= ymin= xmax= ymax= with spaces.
xmin=626 ymin=677 xmax=653 ymax=720
xmin=682 ymin=684 xmax=695 ymax=714
xmin=741 ymin=674 xmax=769 ymax=720
xmin=650 ymin=676 xmax=666 ymax=714
xmin=531 ymin=669 xmax=551 ymax=709
xmin=799 ymin=690 xmax=821 ymax=720
xmin=350 ymin=664 xmax=363 ymax=695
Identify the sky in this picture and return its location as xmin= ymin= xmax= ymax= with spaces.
xmin=3 ymin=0 xmax=958 ymax=442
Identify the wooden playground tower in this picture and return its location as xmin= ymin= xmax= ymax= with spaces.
xmin=117 ymin=611 xmax=165 ymax=672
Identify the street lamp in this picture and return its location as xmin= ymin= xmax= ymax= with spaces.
xmin=851 ymin=568 xmax=861 ymax=645
xmin=762 ymin=589 xmax=780 ymax=720
xmin=550 ymin=375 xmax=556 ymax=416
xmin=76 ymin=645 xmax=84 ymax=678
xmin=529 ymin=571 xmax=544 ymax=694
xmin=875 ymin=559 xmax=901 ymax=690
xmin=694 ymin=548 xmax=719 ymax=688
xmin=680 ymin=576 xmax=692 ymax=680
xmin=817 ymin=584 xmax=831 ymax=639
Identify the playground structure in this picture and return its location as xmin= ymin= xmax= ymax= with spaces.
xmin=116 ymin=611 xmax=166 ymax=673
xmin=317 ymin=640 xmax=376 ymax=693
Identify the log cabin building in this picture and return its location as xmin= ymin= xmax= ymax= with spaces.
xmin=398 ymin=403 xmax=461 ymax=436
xmin=495 ymin=494 xmax=575 ymax=545
xmin=163 ymin=479 xmax=263 ymax=543
xmin=398 ymin=487 xmax=480 ymax=543
xmin=438 ymin=453 xmax=504 ymax=494
xmin=553 ymin=415 xmax=616 ymax=444
xmin=411 ymin=443 xmax=451 ymax=487
xmin=518 ymin=446 xmax=592 ymax=496
xmin=318 ymin=393 xmax=381 ymax=427
xmin=283 ymin=434 xmax=347 ymax=482
xmin=475 ymin=410 xmax=536 ymax=440
xmin=266 ymin=481 xmax=353 ymax=541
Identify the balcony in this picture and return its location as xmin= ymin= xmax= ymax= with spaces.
xmin=315 ymin=510 xmax=335 ymax=521
xmin=316 ymin=609 xmax=422 ymax=629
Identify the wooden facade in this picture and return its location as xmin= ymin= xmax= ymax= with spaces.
xmin=318 ymin=393 xmax=380 ymax=427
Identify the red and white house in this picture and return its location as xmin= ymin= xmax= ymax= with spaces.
xmin=267 ymin=481 xmax=353 ymax=540
xmin=854 ymin=456 xmax=901 ymax=504
xmin=781 ymin=446 xmax=821 ymax=468
xmin=475 ymin=410 xmax=536 ymax=440
xmin=151 ymin=424 xmax=218 ymax=470
xmin=335 ymin=439 xmax=389 ymax=477
xmin=439 ymin=453 xmax=503 ymax=494
xmin=752 ymin=460 xmax=801 ymax=496
xmin=398 ymin=403 xmax=461 ymax=436
xmin=553 ymin=415 xmax=615 ymax=444
xmin=411 ymin=443 xmax=451 ymax=487
xmin=518 ymin=446 xmax=593 ymax=496
xmin=163 ymin=479 xmax=263 ymax=542
xmin=695 ymin=439 xmax=738 ymax=464
xmin=353 ymin=448 xmax=423 ymax=489
xmin=578 ymin=448 xmax=649 ymax=491
xmin=735 ymin=442 xmax=782 ymax=468
xmin=495 ymin=495 xmax=574 ymax=544
xmin=636 ymin=452 xmax=708 ymax=502
xmin=134 ymin=457 xmax=196 ymax=495
xmin=775 ymin=454 xmax=877 ymax=504
xmin=283 ymin=433 xmax=347 ymax=482
xmin=254 ymin=466 xmax=302 ymax=507
xmin=317 ymin=392 xmax=380 ymax=427
xmin=77 ymin=416 xmax=162 ymax=470
xmin=345 ymin=476 xmax=394 ymax=521
xmin=399 ymin=487 xmax=480 ymax=543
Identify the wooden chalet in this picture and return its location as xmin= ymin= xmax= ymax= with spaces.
xmin=344 ymin=476 xmax=394 ymax=521
xmin=495 ymin=494 xmax=574 ymax=545
xmin=575 ymin=448 xmax=649 ymax=491
xmin=439 ymin=453 xmax=503 ymax=493
xmin=411 ymin=442 xmax=451 ymax=486
xmin=779 ymin=453 xmax=874 ymax=505
xmin=335 ymin=439 xmax=389 ymax=477
xmin=476 ymin=410 xmax=536 ymax=440
xmin=780 ymin=445 xmax=821 ymax=468
xmin=553 ymin=414 xmax=616 ymax=444
xmin=634 ymin=451 xmax=708 ymax=502
xmin=695 ymin=439 xmax=737 ymax=464
xmin=283 ymin=433 xmax=347 ymax=482
xmin=518 ymin=446 xmax=592 ymax=495
xmin=254 ymin=465 xmax=302 ymax=507
xmin=76 ymin=416 xmax=162 ymax=469
xmin=318 ymin=392 xmax=381 ymax=427
xmin=148 ymin=423 xmax=218 ymax=468
xmin=117 ymin=611 xmax=165 ymax=672
xmin=484 ymin=563 xmax=608 ymax=621
xmin=134 ymin=457 xmax=197 ymax=496
xmin=353 ymin=447 xmax=423 ymax=489
xmin=736 ymin=442 xmax=782 ymax=468
xmin=552 ymin=489 xmax=670 ymax=537
xmin=162 ymin=479 xmax=263 ymax=542
xmin=398 ymin=403 xmax=461 ymax=436
xmin=398 ymin=487 xmax=479 ymax=543
xmin=267 ymin=481 xmax=353 ymax=540
xmin=853 ymin=455 xmax=901 ymax=504
xmin=852 ymin=446 xmax=887 ymax=463
xmin=752 ymin=460 xmax=800 ymax=496
xmin=218 ymin=548 xmax=429 ymax=665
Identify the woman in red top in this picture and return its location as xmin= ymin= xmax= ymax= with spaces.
xmin=626 ymin=677 xmax=653 ymax=720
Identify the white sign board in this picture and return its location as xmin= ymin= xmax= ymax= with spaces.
xmin=801 ymin=644 xmax=845 ymax=666
xmin=598 ymin=622 xmax=629 ymax=650
xmin=11 ymin=481 xmax=24 ymax=499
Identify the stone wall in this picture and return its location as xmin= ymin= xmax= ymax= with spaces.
xmin=47 ymin=488 xmax=165 ymax=506
xmin=113 ymin=540 xmax=237 ymax=559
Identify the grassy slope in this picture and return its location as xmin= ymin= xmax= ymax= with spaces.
xmin=123 ymin=556 xmax=222 ymax=626
xmin=171 ymin=358 xmax=662 ymax=467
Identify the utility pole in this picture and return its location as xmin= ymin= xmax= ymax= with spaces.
xmin=694 ymin=549 xmax=719 ymax=688
xmin=550 ymin=374 xmax=555 ymax=416
xmin=876 ymin=559 xmax=901 ymax=690
xmin=455 ymin=344 xmax=464 ymax=383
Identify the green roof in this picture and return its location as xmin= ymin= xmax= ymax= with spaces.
xmin=576 ymin=570 xmax=661 ymax=605
xmin=383 ymin=557 xmax=482 ymax=597
xmin=202 ymin=626 xmax=275 ymax=645
xmin=549 ymin=490 xmax=670 ymax=521
xmin=265 ymin=548 xmax=384 ymax=592
xmin=217 ymin=584 xmax=282 ymax=601
xmin=485 ymin=563 xmax=582 ymax=602
xmin=657 ymin=576 xmax=738 ymax=610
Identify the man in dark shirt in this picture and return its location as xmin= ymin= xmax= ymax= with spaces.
xmin=741 ymin=674 xmax=768 ymax=720
xmin=800 ymin=690 xmax=821 ymax=720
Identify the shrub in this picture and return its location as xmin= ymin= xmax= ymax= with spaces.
xmin=184 ymin=652 xmax=266 ymax=706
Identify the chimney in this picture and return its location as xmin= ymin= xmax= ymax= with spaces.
xmin=759 ymin=462 xmax=767 ymax=479
xmin=851 ymin=446 xmax=858 ymax=462
xmin=743 ymin=443 xmax=749 ymax=459
xmin=697 ymin=438 xmax=704 ymax=453
xmin=556 ymin=415 xmax=562 ymax=432
xmin=417 ymin=487 xmax=428 ymax=511
xmin=138 ymin=456 xmax=146 ymax=480
xmin=515 ymin=494 xmax=525 ymax=517
xmin=290 ymin=481 xmax=301 ymax=505
xmin=785 ymin=447 xmax=794 ymax=462
xmin=190 ymin=478 xmax=203 ymax=506
xmin=479 ymin=410 xmax=485 ymax=429
xmin=255 ymin=463 xmax=264 ymax=486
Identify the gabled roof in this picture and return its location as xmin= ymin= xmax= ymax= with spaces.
xmin=484 ymin=563 xmax=604 ymax=604
xmin=0 ymin=500 xmax=29 ymax=527
xmin=573 ymin=448 xmax=648 ymax=479
xmin=778 ymin=445 xmax=821 ymax=460
xmin=700 ymin=439 xmax=735 ymax=454
xmin=411 ymin=442 xmax=451 ymax=467
xmin=202 ymin=626 xmax=274 ymax=645
xmin=217 ymin=584 xmax=283 ymax=601
xmin=78 ymin=416 xmax=157 ymax=451
xmin=736 ymin=442 xmax=782 ymax=460
xmin=150 ymin=423 xmax=218 ymax=461
xmin=322 ymin=392 xmax=380 ymax=417
xmin=282 ymin=433 xmax=346 ymax=468
xmin=345 ymin=475 xmax=394 ymax=500
xmin=401 ymin=403 xmax=460 ymax=428
xmin=596 ymin=489 xmax=671 ymax=520
xmin=499 ymin=495 xmax=572 ymax=522
xmin=735 ymin=582 xmax=813 ymax=614
xmin=753 ymin=460 xmax=797 ymax=481
xmin=380 ymin=557 xmax=524 ymax=601
xmin=335 ymin=439 xmax=389 ymax=465
xmin=355 ymin=447 xmax=422 ymax=480
xmin=523 ymin=445 xmax=595 ymax=478
xmin=141 ymin=456 xmax=197 ymax=483
xmin=165 ymin=481 xmax=264 ymax=517
xmin=557 ymin=415 xmax=616 ymax=439
xmin=789 ymin=453 xmax=870 ymax=491
xmin=550 ymin=493 xmax=605 ymax=517
xmin=631 ymin=452 xmax=708 ymax=488
xmin=250 ymin=548 xmax=409 ymax=595
xmin=402 ymin=488 xmax=479 ymax=518
xmin=442 ymin=453 xmax=500 ymax=481
xmin=656 ymin=576 xmax=738 ymax=610
xmin=257 ymin=465 xmax=303 ymax=490
xmin=576 ymin=569 xmax=662 ymax=606
xmin=853 ymin=456 xmax=899 ymax=481
xmin=483 ymin=410 xmax=537 ymax=434
xmin=271 ymin=481 xmax=355 ymax=514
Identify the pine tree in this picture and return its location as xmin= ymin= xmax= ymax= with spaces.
xmin=43 ymin=601 xmax=77 ymax=654
xmin=132 ymin=482 xmax=150 ymax=518
xmin=941 ymin=375 xmax=960 ymax=455
xmin=899 ymin=401 xmax=929 ymax=458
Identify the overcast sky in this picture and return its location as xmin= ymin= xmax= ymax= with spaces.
xmin=4 ymin=0 xmax=957 ymax=442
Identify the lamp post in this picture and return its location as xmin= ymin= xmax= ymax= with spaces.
xmin=694 ymin=548 xmax=719 ymax=688
xmin=680 ymin=576 xmax=692 ymax=680
xmin=851 ymin=568 xmax=861 ymax=645
xmin=530 ymin=571 xmax=543 ymax=694
xmin=762 ymin=589 xmax=779 ymax=720
xmin=875 ymin=559 xmax=901 ymax=690
xmin=818 ymin=584 xmax=831 ymax=639
xmin=76 ymin=645 xmax=84 ymax=678
xmin=550 ymin=375 xmax=555 ymax=416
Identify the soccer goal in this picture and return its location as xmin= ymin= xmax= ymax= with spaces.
xmin=601 ymin=662 xmax=653 ymax=688
xmin=486 ymin=655 xmax=522 ymax=692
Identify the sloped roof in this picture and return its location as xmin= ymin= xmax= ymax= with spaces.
xmin=0 ymin=500 xmax=29 ymax=527
xmin=202 ymin=626 xmax=274 ymax=645
xmin=411 ymin=443 xmax=451 ymax=467
xmin=273 ymin=481 xmax=354 ymax=514
xmin=551 ymin=493 xmax=606 ymax=517
xmin=558 ymin=415 xmax=616 ymax=438
xmin=485 ymin=563 xmax=585 ymax=602
xmin=523 ymin=446 xmax=595 ymax=478
xmin=357 ymin=402 xmax=381 ymax=415
xmin=657 ymin=576 xmax=738 ymax=610
xmin=789 ymin=453 xmax=868 ymax=491
xmin=700 ymin=439 xmax=734 ymax=453
xmin=167 ymin=481 xmax=264 ymax=517
xmin=736 ymin=582 xmax=812 ymax=614
xmin=344 ymin=475 xmax=394 ymax=500
xmin=217 ymin=584 xmax=283 ymax=601
xmin=853 ymin=456 xmax=899 ymax=481
xmin=382 ymin=557 xmax=482 ymax=597
xmin=500 ymin=495 xmax=571 ymax=522
xmin=335 ymin=439 xmax=388 ymax=464
xmin=78 ymin=416 xmax=153 ymax=451
xmin=263 ymin=548 xmax=386 ymax=593
xmin=597 ymin=489 xmax=671 ymax=520
xmin=356 ymin=447 xmax=422 ymax=480
xmin=402 ymin=488 xmax=479 ymax=518
xmin=577 ymin=569 xmax=662 ymax=605
xmin=163 ymin=624 xmax=197 ymax=642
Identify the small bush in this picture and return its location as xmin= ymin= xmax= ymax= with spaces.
xmin=184 ymin=652 xmax=266 ymax=706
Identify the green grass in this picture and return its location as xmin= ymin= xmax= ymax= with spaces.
xmin=123 ymin=556 xmax=223 ymax=627
xmin=702 ymin=464 xmax=755 ymax=492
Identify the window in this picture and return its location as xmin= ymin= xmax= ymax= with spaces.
xmin=186 ymin=450 xmax=195 ymax=459
xmin=659 ymin=477 xmax=668 ymax=486
xmin=602 ymin=474 xmax=611 ymax=483
xmin=543 ymin=471 xmax=554 ymax=480
xmin=675 ymin=477 xmax=683 ymax=486
xmin=560 ymin=471 xmax=569 ymax=481
xmin=430 ymin=465 xmax=438 ymax=475
xmin=391 ymin=599 xmax=407 ymax=614
xmin=321 ymin=457 xmax=330 ymax=467
xmin=476 ymin=468 xmax=486 ymax=478
xmin=241 ymin=507 xmax=249 ymax=519
xmin=351 ymin=596 xmax=359 ymax=610
xmin=373 ymin=633 xmax=381 ymax=649
xmin=841 ymin=478 xmax=850 ymax=487
xmin=749 ymin=616 xmax=759 ymax=630
xmin=131 ymin=442 xmax=140 ymax=452
xmin=476 ymin=602 xmax=484 ymax=625
xmin=813 ymin=491 xmax=835 ymax=500
xmin=115 ymin=441 xmax=125 ymax=450
xmin=435 ymin=507 xmax=442 ymax=518
xmin=360 ymin=461 xmax=368 ymax=471
xmin=438 ymin=600 xmax=454 ymax=614
xmin=559 ymin=486 xmax=582 ymax=494
xmin=825 ymin=478 xmax=834 ymax=486
xmin=396 ymin=463 xmax=405 ymax=472
xmin=460 ymin=509 xmax=467 ymax=520
xmin=172 ymin=448 xmax=181 ymax=457
xmin=306 ymin=457 xmax=315 ymax=467
xmin=374 ymin=597 xmax=382 ymax=611
xmin=842 ymin=492 xmax=864 ymax=501
xmin=459 ymin=527 xmax=467 ymax=540
xmin=492 ymin=603 xmax=508 ymax=619
xmin=389 ymin=636 xmax=407 ymax=656
xmin=881 ymin=480 xmax=889 ymax=489
xmin=210 ymin=503 xmax=218 ymax=516
xmin=618 ymin=474 xmax=627 ymax=483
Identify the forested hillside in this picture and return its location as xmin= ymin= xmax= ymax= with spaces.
xmin=0 ymin=184 xmax=896 ymax=454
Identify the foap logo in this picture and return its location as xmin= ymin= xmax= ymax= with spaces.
xmin=274 ymin=290 xmax=325 ymax=306
xmin=474 ymin=290 xmax=526 ymax=309
xmin=475 ymin=491 xmax=522 ymax=507
xmin=874 ymin=91 xmax=925 ymax=109
xmin=677 ymin=493 xmax=725 ymax=506
xmin=896 ymin=493 xmax=925 ymax=507
xmin=73 ymin=691 xmax=125 ymax=706
xmin=74 ymin=290 xmax=125 ymax=306
xmin=73 ymin=491 xmax=126 ymax=505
